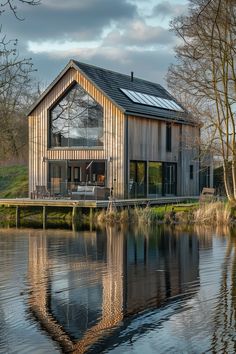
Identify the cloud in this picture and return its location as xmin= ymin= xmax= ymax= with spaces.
xmin=27 ymin=18 xmax=175 ymax=58
xmin=152 ymin=1 xmax=187 ymax=19
xmin=103 ymin=20 xmax=175 ymax=47
xmin=0 ymin=0 xmax=137 ymax=42
xmin=0 ymin=0 xmax=185 ymax=90
xmin=29 ymin=43 xmax=176 ymax=88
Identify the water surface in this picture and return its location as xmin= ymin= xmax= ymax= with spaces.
xmin=0 ymin=225 xmax=235 ymax=353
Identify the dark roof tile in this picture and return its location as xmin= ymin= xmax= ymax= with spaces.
xmin=73 ymin=60 xmax=194 ymax=124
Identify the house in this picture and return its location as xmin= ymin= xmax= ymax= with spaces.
xmin=28 ymin=60 xmax=200 ymax=199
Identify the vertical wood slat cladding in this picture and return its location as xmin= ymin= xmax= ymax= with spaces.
xmin=128 ymin=115 xmax=200 ymax=196
xmin=179 ymin=125 xmax=200 ymax=196
xmin=76 ymin=71 xmax=125 ymax=197
xmin=29 ymin=68 xmax=77 ymax=194
xmin=128 ymin=115 xmax=180 ymax=162
xmin=28 ymin=67 xmax=125 ymax=198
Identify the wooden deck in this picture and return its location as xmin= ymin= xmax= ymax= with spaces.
xmin=0 ymin=196 xmax=199 ymax=228
xmin=0 ymin=196 xmax=199 ymax=209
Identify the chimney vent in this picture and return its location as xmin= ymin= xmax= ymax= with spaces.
xmin=131 ymin=71 xmax=134 ymax=82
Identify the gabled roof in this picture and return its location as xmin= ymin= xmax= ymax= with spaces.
xmin=28 ymin=59 xmax=196 ymax=125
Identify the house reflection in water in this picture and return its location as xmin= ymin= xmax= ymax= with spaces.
xmin=28 ymin=226 xmax=200 ymax=353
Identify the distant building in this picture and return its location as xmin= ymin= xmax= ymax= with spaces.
xmin=28 ymin=60 xmax=200 ymax=199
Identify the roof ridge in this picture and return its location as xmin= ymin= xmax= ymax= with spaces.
xmin=72 ymin=59 xmax=163 ymax=89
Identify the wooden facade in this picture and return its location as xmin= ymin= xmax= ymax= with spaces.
xmin=28 ymin=60 xmax=200 ymax=199
xmin=127 ymin=116 xmax=200 ymax=196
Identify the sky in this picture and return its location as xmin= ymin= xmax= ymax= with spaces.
xmin=1 ymin=0 xmax=188 ymax=88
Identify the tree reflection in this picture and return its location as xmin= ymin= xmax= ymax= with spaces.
xmin=210 ymin=227 xmax=236 ymax=353
xmin=50 ymin=83 xmax=103 ymax=148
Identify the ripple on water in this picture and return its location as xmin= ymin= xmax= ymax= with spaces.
xmin=0 ymin=226 xmax=235 ymax=354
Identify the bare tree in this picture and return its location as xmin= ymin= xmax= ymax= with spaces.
xmin=0 ymin=0 xmax=40 ymax=18
xmin=0 ymin=52 xmax=38 ymax=161
xmin=0 ymin=0 xmax=40 ymax=90
xmin=0 ymin=0 xmax=40 ymax=162
xmin=167 ymin=0 xmax=236 ymax=201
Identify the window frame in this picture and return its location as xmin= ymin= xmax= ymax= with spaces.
xmin=166 ymin=123 xmax=172 ymax=152
xmin=190 ymin=165 xmax=193 ymax=180
xmin=48 ymin=82 xmax=104 ymax=149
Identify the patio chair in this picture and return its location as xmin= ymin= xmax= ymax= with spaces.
xmin=199 ymin=187 xmax=215 ymax=203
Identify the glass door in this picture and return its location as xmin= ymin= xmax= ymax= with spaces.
xmin=164 ymin=163 xmax=177 ymax=195
xmin=129 ymin=161 xmax=147 ymax=198
xmin=49 ymin=162 xmax=67 ymax=196
xmin=148 ymin=162 xmax=163 ymax=196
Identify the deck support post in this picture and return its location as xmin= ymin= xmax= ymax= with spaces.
xmin=72 ymin=206 xmax=82 ymax=231
xmin=43 ymin=206 xmax=47 ymax=229
xmin=16 ymin=206 xmax=20 ymax=228
xmin=89 ymin=208 xmax=93 ymax=222
xmin=89 ymin=208 xmax=93 ymax=231
xmin=72 ymin=206 xmax=77 ymax=223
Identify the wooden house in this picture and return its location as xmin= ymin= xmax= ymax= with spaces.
xmin=28 ymin=60 xmax=200 ymax=199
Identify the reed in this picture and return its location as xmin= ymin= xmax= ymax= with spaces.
xmin=95 ymin=202 xmax=232 ymax=226
xmin=193 ymin=202 xmax=231 ymax=224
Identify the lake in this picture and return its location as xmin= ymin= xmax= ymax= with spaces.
xmin=0 ymin=224 xmax=235 ymax=353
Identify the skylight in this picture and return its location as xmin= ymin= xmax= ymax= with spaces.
xmin=120 ymin=88 xmax=184 ymax=112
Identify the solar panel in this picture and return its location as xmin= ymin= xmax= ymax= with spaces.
xmin=120 ymin=88 xmax=184 ymax=112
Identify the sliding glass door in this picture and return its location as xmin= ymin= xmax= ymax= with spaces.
xmin=148 ymin=162 xmax=163 ymax=196
xmin=164 ymin=163 xmax=177 ymax=195
xmin=129 ymin=161 xmax=147 ymax=198
xmin=48 ymin=160 xmax=106 ymax=196
xmin=129 ymin=161 xmax=176 ymax=198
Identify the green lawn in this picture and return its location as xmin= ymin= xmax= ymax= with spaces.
xmin=0 ymin=165 xmax=28 ymax=198
xmin=150 ymin=203 xmax=198 ymax=220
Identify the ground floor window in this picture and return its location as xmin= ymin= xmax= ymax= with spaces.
xmin=129 ymin=160 xmax=176 ymax=198
xmin=129 ymin=161 xmax=147 ymax=198
xmin=148 ymin=162 xmax=163 ymax=195
xmin=48 ymin=160 xmax=106 ymax=196
xmin=164 ymin=163 xmax=177 ymax=195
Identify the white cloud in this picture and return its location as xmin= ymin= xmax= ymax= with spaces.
xmin=6 ymin=0 xmax=187 ymax=88
xmin=28 ymin=40 xmax=101 ymax=54
xmin=102 ymin=18 xmax=176 ymax=49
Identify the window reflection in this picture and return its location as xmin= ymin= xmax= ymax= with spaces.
xmin=50 ymin=84 xmax=103 ymax=148
xmin=129 ymin=161 xmax=147 ymax=198
xmin=148 ymin=162 xmax=162 ymax=195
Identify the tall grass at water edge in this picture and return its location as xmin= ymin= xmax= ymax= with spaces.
xmin=193 ymin=202 xmax=231 ymax=225
xmin=95 ymin=202 xmax=233 ymax=226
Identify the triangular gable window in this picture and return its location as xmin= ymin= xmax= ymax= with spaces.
xmin=50 ymin=83 xmax=103 ymax=148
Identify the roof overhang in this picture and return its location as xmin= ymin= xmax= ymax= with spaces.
xmin=28 ymin=60 xmax=79 ymax=116
xmin=28 ymin=59 xmax=125 ymax=116
xmin=125 ymin=111 xmax=200 ymax=127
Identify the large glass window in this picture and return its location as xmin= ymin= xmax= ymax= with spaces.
xmin=164 ymin=163 xmax=177 ymax=195
xmin=148 ymin=162 xmax=163 ymax=195
xmin=129 ymin=161 xmax=176 ymax=198
xmin=129 ymin=161 xmax=147 ymax=198
xmin=48 ymin=160 xmax=106 ymax=196
xmin=50 ymin=83 xmax=103 ymax=148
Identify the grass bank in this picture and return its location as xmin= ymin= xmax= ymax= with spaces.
xmin=94 ymin=203 xmax=198 ymax=226
xmin=0 ymin=165 xmax=28 ymax=198
xmin=95 ymin=201 xmax=233 ymax=226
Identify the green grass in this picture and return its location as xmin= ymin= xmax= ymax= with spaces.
xmin=151 ymin=203 xmax=198 ymax=214
xmin=0 ymin=165 xmax=28 ymax=198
